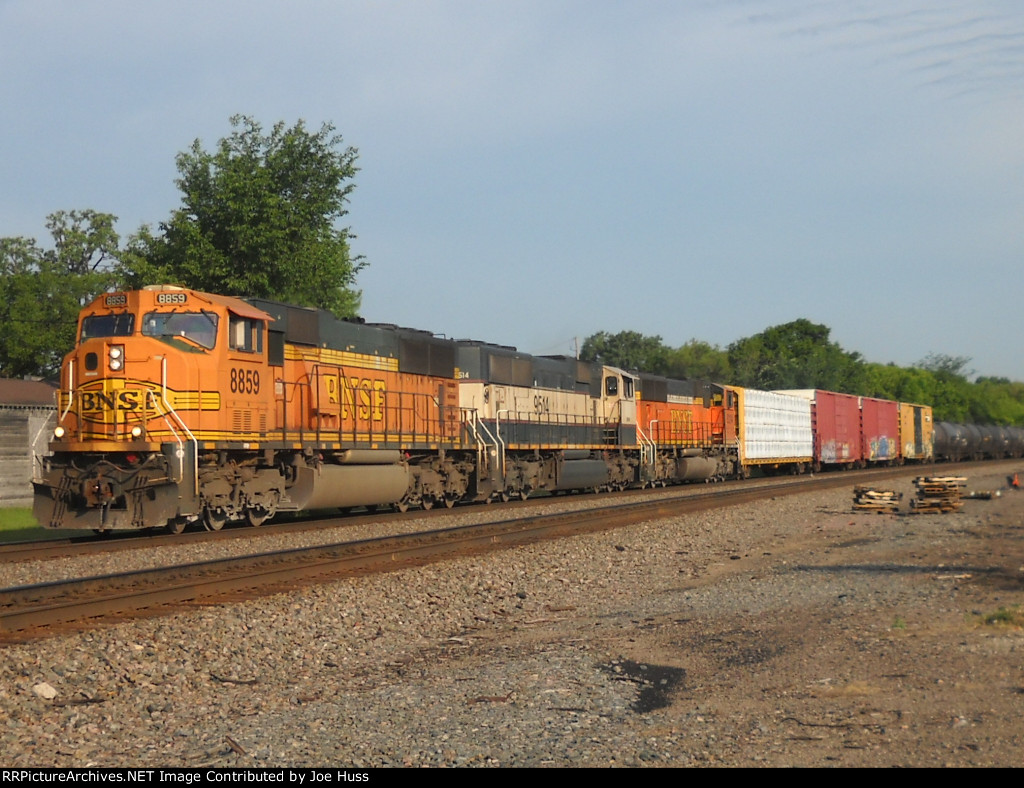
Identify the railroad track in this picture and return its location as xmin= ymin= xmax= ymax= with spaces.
xmin=0 ymin=465 xmax=931 ymax=642
xmin=3 ymin=461 xmax=975 ymax=565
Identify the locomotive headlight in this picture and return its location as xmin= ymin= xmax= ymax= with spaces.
xmin=109 ymin=345 xmax=125 ymax=371
xmin=130 ymin=426 xmax=143 ymax=438
xmin=53 ymin=426 xmax=65 ymax=439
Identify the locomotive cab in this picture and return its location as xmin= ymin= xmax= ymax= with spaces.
xmin=601 ymin=367 xmax=638 ymax=445
xmin=34 ymin=286 xmax=276 ymax=532
xmin=53 ymin=285 xmax=274 ymax=448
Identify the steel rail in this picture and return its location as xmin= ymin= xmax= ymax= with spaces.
xmin=0 ymin=468 xmax=913 ymax=638
xmin=6 ymin=460 xmax=961 ymax=564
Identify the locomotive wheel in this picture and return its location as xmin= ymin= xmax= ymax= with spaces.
xmin=444 ymin=496 xmax=456 ymax=509
xmin=166 ymin=517 xmax=187 ymax=535
xmin=203 ymin=507 xmax=227 ymax=532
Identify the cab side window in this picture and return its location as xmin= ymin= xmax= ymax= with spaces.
xmin=229 ymin=316 xmax=264 ymax=354
xmin=605 ymin=376 xmax=618 ymax=396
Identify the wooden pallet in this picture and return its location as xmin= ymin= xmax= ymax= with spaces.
xmin=910 ymin=476 xmax=967 ymax=514
xmin=910 ymin=499 xmax=963 ymax=513
xmin=853 ymin=486 xmax=902 ymax=514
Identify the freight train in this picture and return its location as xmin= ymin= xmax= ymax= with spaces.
xmin=32 ymin=285 xmax=1024 ymax=533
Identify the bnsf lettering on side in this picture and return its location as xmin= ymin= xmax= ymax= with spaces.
xmin=82 ymin=389 xmax=145 ymax=412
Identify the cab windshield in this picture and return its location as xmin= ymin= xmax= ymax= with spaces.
xmin=81 ymin=313 xmax=135 ymax=341
xmin=143 ymin=311 xmax=219 ymax=349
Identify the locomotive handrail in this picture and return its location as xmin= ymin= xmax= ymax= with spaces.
xmin=636 ymin=423 xmax=656 ymax=481
xmin=461 ymin=407 xmax=501 ymax=483
xmin=494 ymin=409 xmax=509 ymax=481
xmin=157 ymin=356 xmax=198 ymax=489
xmin=144 ymin=390 xmax=185 ymax=482
xmin=478 ymin=409 xmax=610 ymax=447
xmin=648 ymin=420 xmax=661 ymax=473
xmin=56 ymin=358 xmax=76 ymax=437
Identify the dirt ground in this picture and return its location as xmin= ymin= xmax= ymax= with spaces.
xmin=4 ymin=463 xmax=1021 ymax=768
xmin=594 ymin=463 xmax=1024 ymax=766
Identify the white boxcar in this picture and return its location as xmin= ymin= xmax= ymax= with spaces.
xmin=730 ymin=387 xmax=814 ymax=472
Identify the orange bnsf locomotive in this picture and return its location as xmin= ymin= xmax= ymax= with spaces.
xmin=35 ymin=286 xmax=738 ymax=533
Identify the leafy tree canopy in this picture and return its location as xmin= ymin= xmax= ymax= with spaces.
xmin=122 ymin=115 xmax=364 ymax=316
xmin=665 ymin=339 xmax=731 ymax=382
xmin=917 ymin=352 xmax=973 ymax=380
xmin=0 ymin=210 xmax=119 ymax=378
xmin=726 ymin=319 xmax=867 ymax=393
xmin=579 ymin=331 xmax=671 ymax=374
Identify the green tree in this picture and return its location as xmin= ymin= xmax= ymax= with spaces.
xmin=727 ymin=319 xmax=867 ymax=392
xmin=123 ymin=115 xmax=364 ymax=315
xmin=918 ymin=353 xmax=973 ymax=379
xmin=580 ymin=331 xmax=671 ymax=374
xmin=665 ymin=339 xmax=731 ymax=382
xmin=916 ymin=353 xmax=974 ymax=422
xmin=968 ymin=379 xmax=1024 ymax=424
xmin=864 ymin=363 xmax=937 ymax=406
xmin=0 ymin=210 xmax=119 ymax=378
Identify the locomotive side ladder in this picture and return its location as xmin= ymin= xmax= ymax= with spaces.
xmin=636 ymin=424 xmax=657 ymax=483
xmin=149 ymin=357 xmax=199 ymax=496
xmin=461 ymin=408 xmax=505 ymax=487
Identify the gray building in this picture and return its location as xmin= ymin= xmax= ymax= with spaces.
xmin=0 ymin=379 xmax=57 ymax=507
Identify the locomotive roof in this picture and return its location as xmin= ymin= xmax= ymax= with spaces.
xmin=195 ymin=292 xmax=271 ymax=321
xmin=138 ymin=286 xmax=272 ymax=321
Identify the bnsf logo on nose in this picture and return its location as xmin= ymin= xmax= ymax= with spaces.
xmin=81 ymin=390 xmax=144 ymax=412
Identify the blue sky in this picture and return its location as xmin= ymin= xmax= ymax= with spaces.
xmin=3 ymin=0 xmax=1023 ymax=381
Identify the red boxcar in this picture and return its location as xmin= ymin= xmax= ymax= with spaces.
xmin=778 ymin=389 xmax=862 ymax=470
xmin=860 ymin=396 xmax=899 ymax=464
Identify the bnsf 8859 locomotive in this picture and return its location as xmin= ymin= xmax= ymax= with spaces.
xmin=34 ymin=285 xmax=740 ymax=532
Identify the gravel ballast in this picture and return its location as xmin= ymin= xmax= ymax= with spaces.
xmin=3 ymin=464 xmax=1023 ymax=768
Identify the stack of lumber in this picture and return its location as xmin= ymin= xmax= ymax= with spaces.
xmin=911 ymin=476 xmax=967 ymax=513
xmin=853 ymin=486 xmax=902 ymax=513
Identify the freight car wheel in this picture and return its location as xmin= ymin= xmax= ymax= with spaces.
xmin=203 ymin=507 xmax=227 ymax=532
xmin=166 ymin=517 xmax=188 ymax=535
xmin=444 ymin=497 xmax=456 ymax=509
xmin=245 ymin=507 xmax=270 ymax=527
